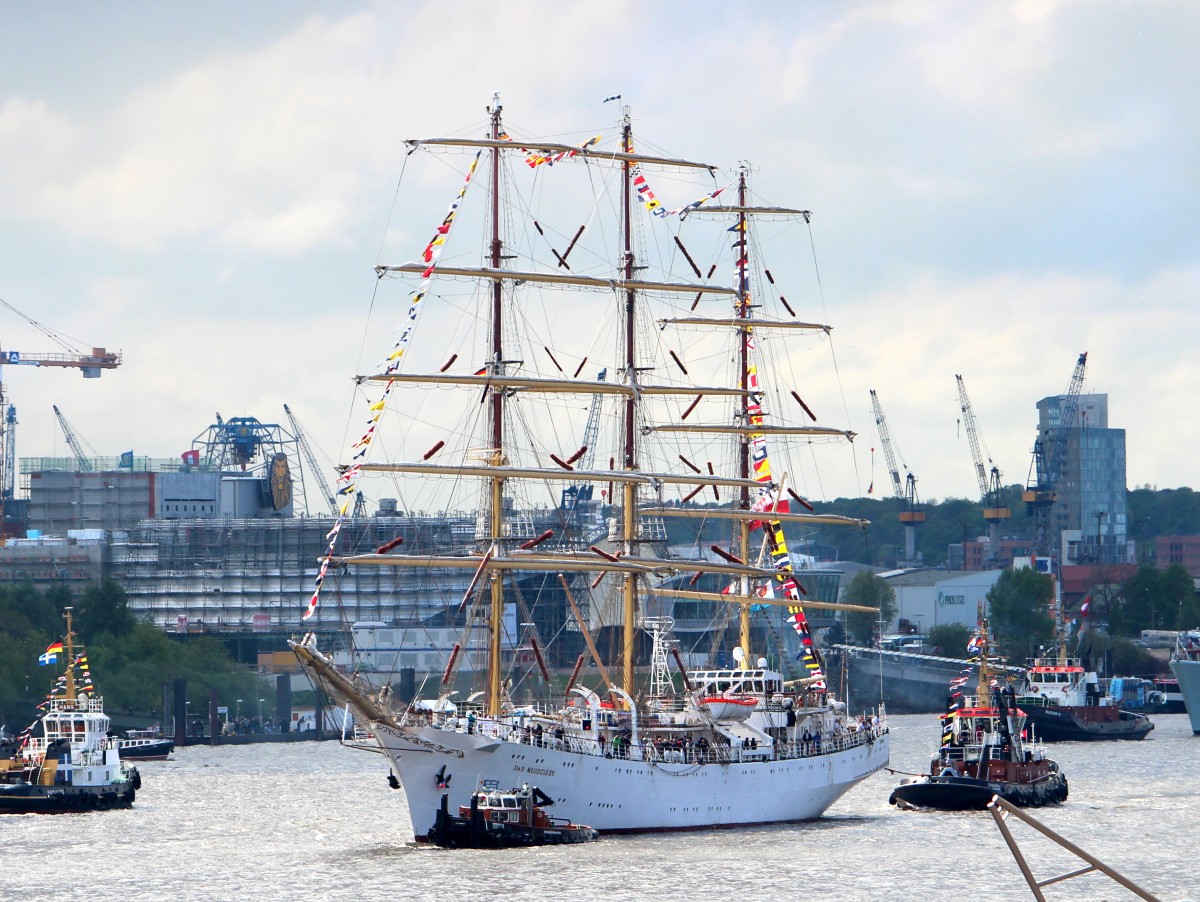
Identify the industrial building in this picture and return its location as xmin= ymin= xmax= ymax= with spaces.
xmin=0 ymin=408 xmax=600 ymax=678
xmin=881 ymin=569 xmax=1003 ymax=634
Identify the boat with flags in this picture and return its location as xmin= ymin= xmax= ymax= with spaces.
xmin=890 ymin=620 xmax=1067 ymax=811
xmin=1 ymin=608 xmax=142 ymax=813
xmin=1012 ymin=595 xmax=1154 ymax=742
xmin=291 ymin=95 xmax=889 ymax=838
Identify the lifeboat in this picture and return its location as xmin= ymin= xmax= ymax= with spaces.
xmin=700 ymin=695 xmax=757 ymax=721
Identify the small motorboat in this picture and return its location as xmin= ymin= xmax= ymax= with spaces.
xmin=111 ymin=728 xmax=174 ymax=761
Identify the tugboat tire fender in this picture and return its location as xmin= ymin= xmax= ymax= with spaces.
xmin=130 ymin=768 xmax=142 ymax=790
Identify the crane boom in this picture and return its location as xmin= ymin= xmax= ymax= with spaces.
xmin=869 ymin=389 xmax=904 ymax=500
xmin=560 ymin=369 xmax=606 ymax=539
xmin=956 ymin=375 xmax=990 ymax=499
xmin=956 ymin=376 xmax=1011 ymax=567
xmin=1025 ymin=352 xmax=1088 ymax=558
xmin=2 ymin=348 xmax=122 ymax=376
xmin=576 ymin=368 xmax=606 ymax=472
xmin=53 ymin=405 xmax=92 ymax=472
xmin=283 ymin=404 xmax=337 ymax=515
xmin=869 ymin=388 xmax=924 ymax=564
xmin=1045 ymin=352 xmax=1088 ymax=492
xmin=0 ymin=300 xmax=122 ymax=505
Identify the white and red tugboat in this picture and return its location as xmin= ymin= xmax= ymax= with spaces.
xmin=891 ymin=621 xmax=1067 ymax=811
xmin=1014 ymin=658 xmax=1153 ymax=742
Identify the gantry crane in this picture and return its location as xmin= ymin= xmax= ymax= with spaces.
xmin=283 ymin=403 xmax=337 ymax=515
xmin=0 ymin=299 xmax=122 ymax=502
xmin=869 ymin=389 xmax=924 ymax=565
xmin=956 ymin=375 xmax=1011 ymax=565
xmin=1024 ymin=352 xmax=1088 ymax=560
xmin=52 ymin=405 xmax=93 ymax=472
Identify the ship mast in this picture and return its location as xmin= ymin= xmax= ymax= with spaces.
xmin=63 ymin=606 xmax=76 ymax=701
xmin=620 ymin=109 xmax=639 ymax=696
xmin=977 ymin=619 xmax=991 ymax=701
xmin=486 ymin=95 xmax=506 ymax=717
xmin=735 ymin=166 xmax=753 ymax=668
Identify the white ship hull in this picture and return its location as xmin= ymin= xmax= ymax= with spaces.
xmin=1169 ymin=657 xmax=1200 ymax=735
xmin=375 ymin=721 xmax=890 ymax=837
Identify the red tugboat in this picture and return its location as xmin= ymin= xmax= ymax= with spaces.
xmin=431 ymin=783 xmax=599 ymax=848
xmin=890 ymin=621 xmax=1068 ymax=812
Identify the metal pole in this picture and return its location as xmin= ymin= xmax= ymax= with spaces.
xmin=987 ymin=796 xmax=1160 ymax=901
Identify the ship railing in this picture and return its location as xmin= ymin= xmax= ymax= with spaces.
xmin=47 ymin=696 xmax=106 ymax=714
xmin=1014 ymin=694 xmax=1053 ymax=708
xmin=420 ymin=708 xmax=888 ymax=763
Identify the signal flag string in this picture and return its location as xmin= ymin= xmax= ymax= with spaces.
xmin=303 ymin=151 xmax=483 ymax=621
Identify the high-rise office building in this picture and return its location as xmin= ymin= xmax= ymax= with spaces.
xmin=1034 ymin=393 xmax=1128 ymax=564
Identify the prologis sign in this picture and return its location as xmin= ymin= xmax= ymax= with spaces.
xmin=937 ymin=591 xmax=966 ymax=608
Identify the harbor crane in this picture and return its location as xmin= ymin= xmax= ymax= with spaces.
xmin=955 ymin=375 xmax=1011 ymax=566
xmin=53 ymin=405 xmax=94 ymax=472
xmin=869 ymin=389 xmax=925 ymax=565
xmin=559 ymin=369 xmax=606 ymax=544
xmin=283 ymin=403 xmax=337 ymax=516
xmin=1024 ymin=352 xmax=1088 ymax=560
xmin=0 ymin=299 xmax=122 ymax=503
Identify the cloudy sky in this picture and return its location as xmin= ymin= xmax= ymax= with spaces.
xmin=1 ymin=0 xmax=1196 ymax=508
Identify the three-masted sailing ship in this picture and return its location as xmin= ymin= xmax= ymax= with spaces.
xmin=293 ymin=96 xmax=889 ymax=836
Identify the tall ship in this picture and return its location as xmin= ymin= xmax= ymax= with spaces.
xmin=890 ymin=620 xmax=1067 ymax=811
xmin=1169 ymin=634 xmax=1200 ymax=735
xmin=293 ymin=96 xmax=889 ymax=837
xmin=1 ymin=608 xmax=141 ymax=813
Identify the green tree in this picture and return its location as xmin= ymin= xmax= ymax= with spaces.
xmin=843 ymin=571 xmax=897 ymax=645
xmin=76 ymin=580 xmax=136 ymax=641
xmin=927 ymin=623 xmax=971 ymax=657
xmin=0 ymin=581 xmax=270 ymax=730
xmin=1112 ymin=566 xmax=1166 ymax=635
xmin=1161 ymin=564 xmax=1199 ymax=631
xmin=986 ymin=567 xmax=1055 ymax=659
xmin=85 ymin=624 xmax=269 ymax=714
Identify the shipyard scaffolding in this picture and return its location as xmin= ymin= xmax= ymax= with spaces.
xmin=108 ymin=515 xmax=477 ymax=633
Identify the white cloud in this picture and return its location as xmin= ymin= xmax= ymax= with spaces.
xmin=1 ymin=0 xmax=1197 ymax=504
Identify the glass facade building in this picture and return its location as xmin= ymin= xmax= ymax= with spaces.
xmin=1035 ymin=393 xmax=1127 ymax=564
